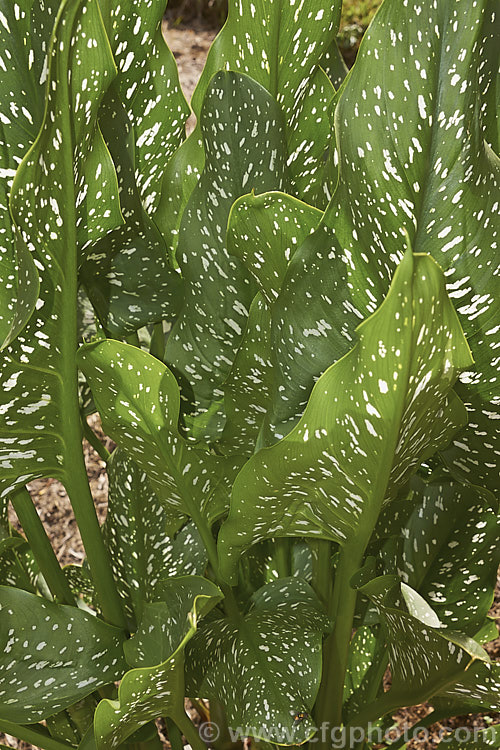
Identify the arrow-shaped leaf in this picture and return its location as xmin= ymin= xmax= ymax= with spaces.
xmin=270 ymin=0 xmax=500 ymax=464
xmin=219 ymin=249 xmax=472 ymax=581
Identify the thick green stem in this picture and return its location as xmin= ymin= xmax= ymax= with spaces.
xmin=82 ymin=417 xmax=110 ymax=462
xmin=55 ymin=20 xmax=127 ymax=631
xmin=0 ymin=721 xmax=75 ymax=750
xmin=150 ymin=322 xmax=165 ymax=360
xmin=174 ymin=711 xmax=207 ymax=750
xmin=190 ymin=507 xmax=241 ymax=620
xmin=314 ymin=539 xmax=365 ymax=744
xmin=10 ymin=487 xmax=74 ymax=605
xmin=312 ymin=539 xmax=334 ymax=610
xmin=63 ymin=438 xmax=127 ymax=628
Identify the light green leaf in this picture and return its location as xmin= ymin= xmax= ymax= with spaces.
xmin=219 ymin=250 xmax=472 ymax=581
xmin=0 ymin=0 xmax=119 ymax=498
xmin=78 ymin=339 xmax=243 ymax=530
xmin=269 ymin=0 xmax=500 ymax=461
xmin=187 ymin=578 xmax=330 ymax=745
xmin=154 ymin=0 xmax=341 ymax=256
xmin=94 ymin=577 xmax=221 ymax=749
xmin=380 ymin=477 xmax=500 ymax=634
xmin=0 ymin=586 xmax=126 ymax=723
xmin=164 ymin=71 xmax=289 ymax=442
xmin=343 ymin=626 xmax=378 ymax=704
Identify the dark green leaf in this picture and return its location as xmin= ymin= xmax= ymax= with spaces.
xmin=104 ymin=449 xmax=207 ymax=627
xmin=165 ymin=71 xmax=289 ymax=442
xmin=269 ymin=0 xmax=500 ymax=465
xmin=350 ymin=576 xmax=492 ymax=724
xmin=154 ymin=0 xmax=341 ymax=254
xmin=187 ymin=578 xmax=330 ymax=744
xmin=0 ymin=585 xmax=126 ymax=723
xmin=379 ymin=478 xmax=499 ymax=634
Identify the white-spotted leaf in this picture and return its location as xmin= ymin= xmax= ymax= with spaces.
xmin=78 ymin=340 xmax=244 ymax=530
xmin=0 ymin=0 xmax=119 ymax=498
xmin=0 ymin=586 xmax=126 ymax=723
xmin=219 ymin=249 xmax=472 ymax=582
xmin=94 ymin=577 xmax=222 ymax=749
xmin=270 ymin=0 xmax=500 ymax=470
xmin=186 ymin=578 xmax=330 ymax=745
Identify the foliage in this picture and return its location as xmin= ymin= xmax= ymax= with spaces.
xmin=0 ymin=0 xmax=498 ymax=749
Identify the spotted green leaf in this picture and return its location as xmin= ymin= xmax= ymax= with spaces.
xmin=343 ymin=626 xmax=378 ymax=704
xmin=80 ymin=87 xmax=183 ymax=337
xmin=227 ymin=191 xmax=322 ymax=305
xmin=379 ymin=478 xmax=499 ymax=635
xmin=0 ymin=0 xmax=121 ymax=349
xmin=0 ymin=585 xmax=126 ymax=723
xmin=349 ymin=576 xmax=492 ymax=726
xmin=430 ymin=659 xmax=500 ymax=717
xmin=270 ymin=0 xmax=500 ymax=465
xmin=218 ymin=192 xmax=322 ymax=455
xmin=164 ymin=71 xmax=288 ymax=442
xmin=0 ymin=0 xmax=119 ymax=499
xmin=440 ymin=382 xmax=499 ymax=494
xmin=154 ymin=0 xmax=341 ymax=257
xmin=104 ymin=449 xmax=207 ymax=628
xmin=186 ymin=578 xmax=330 ymax=745
xmin=78 ymin=339 xmax=244 ymax=530
xmin=219 ymin=249 xmax=472 ymax=581
xmin=321 ymin=39 xmax=349 ymax=90
xmin=104 ymin=448 xmax=179 ymax=627
xmin=80 ymin=1 xmax=189 ymax=336
xmin=94 ymin=577 xmax=222 ymax=749
xmin=480 ymin=0 xmax=500 ymax=156
xmin=0 ymin=0 xmax=54 ymax=349
xmin=99 ymin=0 xmax=189 ymax=215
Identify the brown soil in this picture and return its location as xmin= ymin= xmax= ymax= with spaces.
xmin=1 ymin=22 xmax=499 ymax=750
